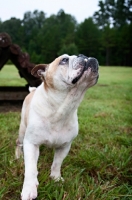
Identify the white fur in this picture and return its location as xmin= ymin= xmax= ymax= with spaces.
xmin=29 ymin=86 xmax=36 ymax=93
xmin=16 ymin=55 xmax=99 ymax=200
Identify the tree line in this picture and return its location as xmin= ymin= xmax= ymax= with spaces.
xmin=0 ymin=0 xmax=132 ymax=66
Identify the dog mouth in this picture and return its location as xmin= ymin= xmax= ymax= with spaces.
xmin=72 ymin=54 xmax=99 ymax=84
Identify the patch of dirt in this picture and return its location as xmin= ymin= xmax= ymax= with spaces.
xmin=0 ymin=101 xmax=22 ymax=112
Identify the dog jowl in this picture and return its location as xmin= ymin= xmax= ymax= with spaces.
xmin=15 ymin=54 xmax=99 ymax=200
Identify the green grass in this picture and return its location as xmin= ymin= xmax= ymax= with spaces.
xmin=0 ymin=65 xmax=132 ymax=199
xmin=0 ymin=65 xmax=27 ymax=86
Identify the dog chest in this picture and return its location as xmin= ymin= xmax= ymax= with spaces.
xmin=24 ymin=120 xmax=78 ymax=148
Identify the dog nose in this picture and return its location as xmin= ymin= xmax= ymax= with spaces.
xmin=77 ymin=54 xmax=89 ymax=66
xmin=85 ymin=57 xmax=99 ymax=72
xmin=77 ymin=54 xmax=99 ymax=72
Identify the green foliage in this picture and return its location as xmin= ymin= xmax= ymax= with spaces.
xmin=92 ymin=0 xmax=132 ymax=66
xmin=58 ymin=43 xmax=78 ymax=56
xmin=100 ymin=25 xmax=116 ymax=65
xmin=94 ymin=0 xmax=132 ymax=28
xmin=0 ymin=17 xmax=24 ymax=47
xmin=75 ymin=18 xmax=100 ymax=58
xmin=0 ymin=4 xmax=132 ymax=66
xmin=0 ymin=67 xmax=132 ymax=199
xmin=38 ymin=10 xmax=77 ymax=63
xmin=94 ymin=0 xmax=112 ymax=28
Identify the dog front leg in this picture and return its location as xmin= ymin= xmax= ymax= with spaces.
xmin=21 ymin=138 xmax=39 ymax=200
xmin=50 ymin=143 xmax=71 ymax=181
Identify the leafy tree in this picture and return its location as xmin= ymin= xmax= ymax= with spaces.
xmin=23 ymin=10 xmax=46 ymax=34
xmin=75 ymin=18 xmax=100 ymax=59
xmin=101 ymin=25 xmax=116 ymax=65
xmin=56 ymin=9 xmax=77 ymax=46
xmin=93 ymin=0 xmax=132 ymax=66
xmin=36 ymin=10 xmax=77 ymax=63
xmin=94 ymin=0 xmax=132 ymax=28
xmin=94 ymin=0 xmax=112 ymax=28
xmin=58 ymin=43 xmax=78 ymax=56
xmin=113 ymin=24 xmax=132 ymax=66
xmin=113 ymin=0 xmax=132 ymax=27
xmin=0 ymin=17 xmax=24 ymax=46
xmin=0 ymin=7 xmax=131 ymax=66
xmin=22 ymin=10 xmax=46 ymax=62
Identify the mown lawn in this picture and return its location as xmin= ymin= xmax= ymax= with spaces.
xmin=0 ymin=65 xmax=132 ymax=200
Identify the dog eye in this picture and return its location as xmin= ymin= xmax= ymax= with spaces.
xmin=62 ymin=58 xmax=69 ymax=62
xmin=60 ymin=58 xmax=69 ymax=65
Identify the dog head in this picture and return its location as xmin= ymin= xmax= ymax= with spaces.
xmin=31 ymin=54 xmax=99 ymax=90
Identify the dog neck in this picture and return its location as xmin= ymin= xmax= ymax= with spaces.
xmin=30 ymin=82 xmax=86 ymax=131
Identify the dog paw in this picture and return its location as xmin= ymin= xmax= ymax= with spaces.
xmin=50 ymin=174 xmax=64 ymax=182
xmin=54 ymin=176 xmax=64 ymax=182
xmin=21 ymin=180 xmax=38 ymax=200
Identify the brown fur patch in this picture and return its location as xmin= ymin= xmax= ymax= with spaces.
xmin=45 ymin=57 xmax=61 ymax=89
xmin=31 ymin=64 xmax=47 ymax=78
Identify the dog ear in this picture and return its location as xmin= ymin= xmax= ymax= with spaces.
xmin=31 ymin=64 xmax=48 ymax=78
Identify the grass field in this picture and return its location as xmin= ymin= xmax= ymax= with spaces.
xmin=0 ymin=65 xmax=27 ymax=86
xmin=0 ymin=65 xmax=132 ymax=199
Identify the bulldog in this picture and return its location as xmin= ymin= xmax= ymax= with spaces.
xmin=16 ymin=54 xmax=99 ymax=200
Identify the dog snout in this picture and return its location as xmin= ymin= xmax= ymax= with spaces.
xmin=76 ymin=54 xmax=88 ymax=67
xmin=77 ymin=54 xmax=99 ymax=72
xmin=73 ymin=54 xmax=99 ymax=75
xmin=85 ymin=57 xmax=99 ymax=72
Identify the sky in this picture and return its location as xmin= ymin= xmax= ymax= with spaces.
xmin=0 ymin=0 xmax=99 ymax=23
